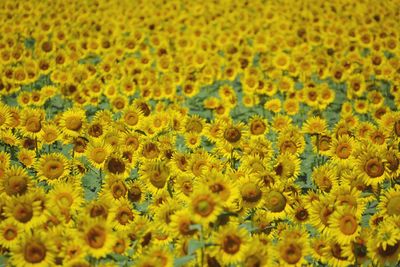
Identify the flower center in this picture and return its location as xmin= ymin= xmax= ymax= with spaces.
xmin=43 ymin=160 xmax=64 ymax=179
xmin=112 ymin=182 xmax=127 ymax=199
xmin=13 ymin=203 xmax=33 ymax=223
xmin=281 ymin=243 xmax=302 ymax=264
xmin=250 ymin=120 xmax=266 ymax=135
xmin=336 ymin=143 xmax=351 ymax=159
xmin=185 ymin=120 xmax=203 ymax=133
xmin=265 ymin=191 xmax=286 ymax=212
xmin=193 ymin=196 xmax=215 ymax=217
xmin=116 ymin=207 xmax=134 ymax=225
xmin=86 ymin=225 xmax=106 ymax=249
xmin=65 ymin=116 xmax=82 ymax=131
xmin=3 ymin=227 xmax=17 ymax=240
xmin=222 ymin=234 xmax=241 ymax=254
xmin=25 ymin=116 xmax=42 ymax=133
xmin=24 ymin=241 xmax=46 ymax=264
xmin=90 ymin=204 xmax=108 ymax=219
xmin=339 ymin=214 xmax=358 ymax=235
xmin=128 ymin=185 xmax=142 ymax=202
xmin=364 ymin=157 xmax=384 ymax=178
xmin=106 ymin=157 xmax=125 ymax=174
xmin=387 ymin=195 xmax=400 ymax=216
xmin=224 ymin=127 xmax=241 ymax=143
xmin=5 ymin=175 xmax=28 ymax=196
xmin=378 ymin=242 xmax=399 ymax=257
xmin=241 ymin=182 xmax=262 ymax=203
xmin=91 ymin=148 xmax=107 ymax=164
xmin=124 ymin=112 xmax=139 ymax=126
xmin=280 ymin=140 xmax=297 ymax=154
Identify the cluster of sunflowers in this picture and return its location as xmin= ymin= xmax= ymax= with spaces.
xmin=1 ymin=0 xmax=400 ymax=266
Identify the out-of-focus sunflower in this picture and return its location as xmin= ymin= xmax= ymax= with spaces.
xmin=189 ymin=185 xmax=222 ymax=226
xmin=139 ymin=159 xmax=170 ymax=195
xmin=0 ymin=103 xmax=12 ymax=131
xmin=0 ymin=220 xmax=20 ymax=249
xmin=109 ymin=198 xmax=139 ymax=231
xmin=328 ymin=207 xmax=361 ymax=245
xmin=354 ymin=143 xmax=389 ymax=186
xmin=0 ymin=164 xmax=31 ymax=197
xmin=20 ymin=108 xmax=45 ymax=138
xmin=80 ymin=218 xmax=116 ymax=259
xmin=59 ymin=108 xmax=86 ymax=137
xmin=35 ymin=153 xmax=69 ymax=185
xmin=3 ymin=194 xmax=44 ymax=230
xmin=10 ymin=231 xmax=56 ymax=267
xmin=211 ymin=223 xmax=250 ymax=265
xmin=377 ymin=184 xmax=400 ymax=217
xmin=85 ymin=139 xmax=113 ymax=170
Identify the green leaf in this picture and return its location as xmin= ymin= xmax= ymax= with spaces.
xmin=188 ymin=238 xmax=204 ymax=255
xmin=174 ymin=255 xmax=196 ymax=267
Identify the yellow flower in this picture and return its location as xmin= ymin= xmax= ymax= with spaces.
xmin=0 ymin=164 xmax=31 ymax=197
xmin=10 ymin=231 xmax=56 ymax=267
xmin=35 ymin=153 xmax=69 ymax=185
xmin=211 ymin=223 xmax=250 ymax=265
xmin=189 ymin=185 xmax=222 ymax=226
xmin=139 ymin=159 xmax=170 ymax=195
xmin=59 ymin=108 xmax=86 ymax=137
xmin=328 ymin=207 xmax=361 ymax=245
xmin=85 ymin=140 xmax=113 ymax=169
xmin=81 ymin=218 xmax=116 ymax=259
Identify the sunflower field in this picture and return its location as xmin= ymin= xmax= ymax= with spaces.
xmin=0 ymin=0 xmax=400 ymax=266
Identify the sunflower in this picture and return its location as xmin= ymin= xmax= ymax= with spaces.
xmin=99 ymin=174 xmax=128 ymax=202
xmin=109 ymin=198 xmax=139 ymax=231
xmin=85 ymin=139 xmax=113 ymax=170
xmin=0 ymin=164 xmax=31 ymax=197
xmin=35 ymin=153 xmax=69 ymax=185
xmin=169 ymin=208 xmax=199 ymax=238
xmin=311 ymin=163 xmax=338 ymax=193
xmin=125 ymin=180 xmax=145 ymax=205
xmin=0 ymin=220 xmax=20 ymax=249
xmin=211 ymin=223 xmax=250 ymax=265
xmin=329 ymin=135 xmax=356 ymax=167
xmin=323 ymin=240 xmax=353 ymax=267
xmin=0 ymin=103 xmax=12 ymax=131
xmin=367 ymin=233 xmax=400 ymax=266
xmin=377 ymin=184 xmax=400 ymax=217
xmin=151 ymin=198 xmax=181 ymax=235
xmin=3 ymin=194 xmax=44 ymax=230
xmin=20 ymin=108 xmax=45 ymax=138
xmin=189 ymin=185 xmax=222 ymax=226
xmin=271 ymin=114 xmax=292 ymax=132
xmin=81 ymin=218 xmax=116 ymax=259
xmin=302 ymin=116 xmax=328 ymax=135
xmin=274 ymin=234 xmax=310 ymax=266
xmin=139 ymin=159 xmax=170 ymax=195
xmin=328 ymin=207 xmax=361 ymax=245
xmin=236 ymin=172 xmax=265 ymax=210
xmin=184 ymin=132 xmax=202 ymax=150
xmin=375 ymin=217 xmax=400 ymax=252
xmin=354 ymin=143 xmax=389 ymax=186
xmin=174 ymin=175 xmax=195 ymax=202
xmin=200 ymin=169 xmax=239 ymax=209
xmin=85 ymin=196 xmax=112 ymax=221
xmin=47 ymin=181 xmax=84 ymax=215
xmin=121 ymin=106 xmax=144 ymax=129
xmin=273 ymin=152 xmax=301 ymax=182
xmin=217 ymin=120 xmax=247 ymax=151
xmin=104 ymin=154 xmax=129 ymax=177
xmin=263 ymin=184 xmax=293 ymax=219
xmin=39 ymin=123 xmax=61 ymax=145
xmin=309 ymin=195 xmax=336 ymax=233
xmin=10 ymin=231 xmax=56 ymax=267
xmin=59 ymin=108 xmax=86 ymax=137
